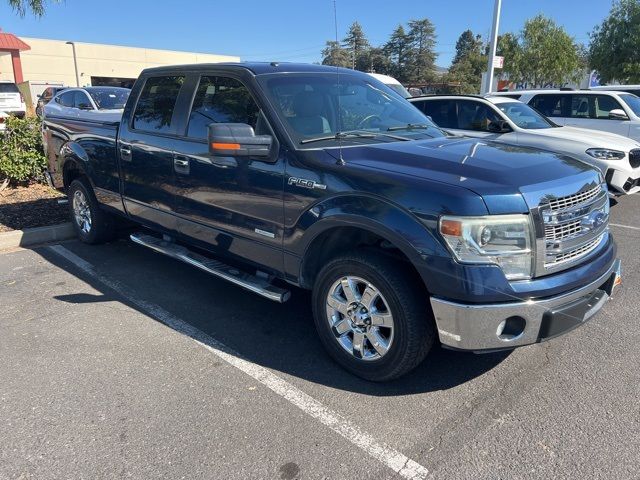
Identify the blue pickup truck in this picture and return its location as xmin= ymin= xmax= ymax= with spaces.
xmin=42 ymin=63 xmax=621 ymax=381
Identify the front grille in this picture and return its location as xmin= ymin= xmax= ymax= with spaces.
xmin=630 ymin=149 xmax=640 ymax=169
xmin=546 ymin=185 xmax=600 ymax=211
xmin=537 ymin=184 xmax=609 ymax=274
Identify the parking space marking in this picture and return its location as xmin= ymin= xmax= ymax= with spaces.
xmin=610 ymin=223 xmax=640 ymax=231
xmin=47 ymin=245 xmax=429 ymax=480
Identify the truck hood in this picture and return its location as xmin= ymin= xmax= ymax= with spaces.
xmin=325 ymin=137 xmax=601 ymax=214
xmin=524 ymin=125 xmax=640 ymax=151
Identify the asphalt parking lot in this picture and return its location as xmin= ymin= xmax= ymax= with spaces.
xmin=1 ymin=194 xmax=639 ymax=480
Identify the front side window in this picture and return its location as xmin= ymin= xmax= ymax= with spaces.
xmin=456 ymin=100 xmax=501 ymax=131
xmin=57 ymin=91 xmax=75 ymax=107
xmin=133 ymin=76 xmax=185 ymax=133
xmin=496 ymin=102 xmax=556 ymax=129
xmin=73 ymin=91 xmax=93 ymax=109
xmin=593 ymin=94 xmax=624 ymax=119
xmin=260 ymin=73 xmax=443 ymax=146
xmin=187 ymin=76 xmax=260 ymax=139
xmin=619 ymin=93 xmax=640 ymax=117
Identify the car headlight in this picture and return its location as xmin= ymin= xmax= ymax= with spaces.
xmin=439 ymin=215 xmax=534 ymax=280
xmin=586 ymin=148 xmax=625 ymax=160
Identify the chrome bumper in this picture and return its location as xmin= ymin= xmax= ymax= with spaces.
xmin=430 ymin=259 xmax=622 ymax=351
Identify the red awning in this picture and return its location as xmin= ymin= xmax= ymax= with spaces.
xmin=0 ymin=32 xmax=30 ymax=51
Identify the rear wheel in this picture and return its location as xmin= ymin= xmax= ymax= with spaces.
xmin=68 ymin=178 xmax=115 ymax=244
xmin=312 ymin=251 xmax=435 ymax=381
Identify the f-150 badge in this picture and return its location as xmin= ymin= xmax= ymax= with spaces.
xmin=288 ymin=177 xmax=327 ymax=190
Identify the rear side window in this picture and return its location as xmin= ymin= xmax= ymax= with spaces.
xmin=133 ymin=76 xmax=185 ymax=133
xmin=530 ymin=94 xmax=568 ymax=117
xmin=0 ymin=83 xmax=19 ymax=93
xmin=187 ymin=76 xmax=260 ymax=139
xmin=569 ymin=94 xmax=591 ymax=118
xmin=73 ymin=91 xmax=92 ymax=109
xmin=420 ymin=99 xmax=458 ymax=129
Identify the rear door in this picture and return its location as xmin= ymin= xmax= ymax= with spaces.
xmin=117 ymin=74 xmax=187 ymax=233
xmin=168 ymin=73 xmax=285 ymax=272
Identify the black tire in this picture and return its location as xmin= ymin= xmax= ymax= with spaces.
xmin=312 ymin=251 xmax=435 ymax=382
xmin=67 ymin=178 xmax=115 ymax=244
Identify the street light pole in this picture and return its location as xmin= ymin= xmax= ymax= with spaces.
xmin=66 ymin=41 xmax=80 ymax=87
xmin=484 ymin=0 xmax=502 ymax=94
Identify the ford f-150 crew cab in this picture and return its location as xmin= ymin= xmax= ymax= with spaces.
xmin=42 ymin=63 xmax=622 ymax=381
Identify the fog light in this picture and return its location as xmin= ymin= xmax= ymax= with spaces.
xmin=497 ymin=316 xmax=526 ymax=341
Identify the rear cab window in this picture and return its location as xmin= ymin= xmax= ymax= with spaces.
xmin=132 ymin=76 xmax=185 ymax=133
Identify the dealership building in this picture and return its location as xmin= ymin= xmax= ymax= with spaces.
xmin=0 ymin=31 xmax=239 ymax=106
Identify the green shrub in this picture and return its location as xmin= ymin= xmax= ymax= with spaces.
xmin=0 ymin=116 xmax=48 ymax=184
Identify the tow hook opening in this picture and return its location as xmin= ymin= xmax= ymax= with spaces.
xmin=497 ymin=316 xmax=526 ymax=341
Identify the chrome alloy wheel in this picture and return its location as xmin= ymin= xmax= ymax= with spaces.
xmin=72 ymin=189 xmax=92 ymax=234
xmin=325 ymin=276 xmax=394 ymax=361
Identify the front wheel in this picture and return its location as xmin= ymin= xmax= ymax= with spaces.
xmin=312 ymin=251 xmax=435 ymax=381
xmin=68 ymin=178 xmax=114 ymax=244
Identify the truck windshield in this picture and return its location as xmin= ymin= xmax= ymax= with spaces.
xmin=496 ymin=101 xmax=557 ymax=129
xmin=619 ymin=93 xmax=640 ymax=117
xmin=259 ymin=73 xmax=444 ymax=146
xmin=87 ymin=87 xmax=130 ymax=110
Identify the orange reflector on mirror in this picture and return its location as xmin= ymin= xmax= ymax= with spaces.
xmin=211 ymin=142 xmax=241 ymax=150
xmin=440 ymin=219 xmax=462 ymax=236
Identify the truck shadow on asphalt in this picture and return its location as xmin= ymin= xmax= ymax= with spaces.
xmin=37 ymin=240 xmax=511 ymax=396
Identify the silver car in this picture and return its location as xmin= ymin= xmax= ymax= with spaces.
xmin=44 ymin=86 xmax=130 ymax=123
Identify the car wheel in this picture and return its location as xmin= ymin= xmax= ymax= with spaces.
xmin=312 ymin=251 xmax=435 ymax=381
xmin=68 ymin=178 xmax=114 ymax=244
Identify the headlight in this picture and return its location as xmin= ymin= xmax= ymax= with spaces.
xmin=439 ymin=215 xmax=534 ymax=280
xmin=586 ymin=148 xmax=625 ymax=160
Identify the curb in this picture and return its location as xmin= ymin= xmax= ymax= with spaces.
xmin=0 ymin=222 xmax=75 ymax=250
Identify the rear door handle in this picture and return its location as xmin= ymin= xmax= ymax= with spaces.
xmin=120 ymin=144 xmax=132 ymax=162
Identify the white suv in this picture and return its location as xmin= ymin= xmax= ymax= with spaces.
xmin=491 ymin=89 xmax=640 ymax=142
xmin=0 ymin=81 xmax=27 ymax=120
xmin=410 ymin=94 xmax=640 ymax=195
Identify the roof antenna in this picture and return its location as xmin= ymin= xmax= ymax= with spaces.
xmin=333 ymin=0 xmax=345 ymax=166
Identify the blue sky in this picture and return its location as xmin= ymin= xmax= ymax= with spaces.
xmin=1 ymin=0 xmax=614 ymax=67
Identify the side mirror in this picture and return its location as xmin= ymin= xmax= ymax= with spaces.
xmin=609 ymin=109 xmax=629 ymax=120
xmin=208 ymin=123 xmax=272 ymax=158
xmin=487 ymin=120 xmax=512 ymax=133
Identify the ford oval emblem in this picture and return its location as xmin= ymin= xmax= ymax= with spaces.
xmin=581 ymin=211 xmax=607 ymax=231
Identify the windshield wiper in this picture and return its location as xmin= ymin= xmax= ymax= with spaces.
xmin=300 ymin=130 xmax=409 ymax=145
xmin=387 ymin=123 xmax=431 ymax=132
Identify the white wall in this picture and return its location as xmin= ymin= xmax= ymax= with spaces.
xmin=0 ymin=37 xmax=240 ymax=86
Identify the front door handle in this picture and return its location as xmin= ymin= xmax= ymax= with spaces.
xmin=173 ymin=154 xmax=190 ymax=174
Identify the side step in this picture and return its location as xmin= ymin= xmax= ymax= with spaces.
xmin=129 ymin=233 xmax=291 ymax=303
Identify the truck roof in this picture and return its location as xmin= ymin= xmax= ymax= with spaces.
xmin=141 ymin=62 xmax=359 ymax=76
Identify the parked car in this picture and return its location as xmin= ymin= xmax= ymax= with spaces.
xmin=0 ymin=81 xmax=26 ymax=119
xmin=36 ymin=86 xmax=67 ymax=116
xmin=44 ymin=86 xmax=130 ymax=123
xmin=367 ymin=72 xmax=411 ymax=98
xmin=491 ymin=89 xmax=640 ymax=142
xmin=42 ymin=63 xmax=621 ymax=381
xmin=410 ymin=94 xmax=640 ymax=195
xmin=591 ymin=85 xmax=640 ymax=97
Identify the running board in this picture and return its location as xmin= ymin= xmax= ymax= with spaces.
xmin=129 ymin=233 xmax=291 ymax=303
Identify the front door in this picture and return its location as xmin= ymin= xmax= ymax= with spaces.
xmin=170 ymin=74 xmax=285 ymax=272
xmin=118 ymin=75 xmax=187 ymax=232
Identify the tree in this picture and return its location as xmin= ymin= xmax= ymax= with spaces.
xmin=342 ymin=21 xmax=370 ymax=70
xmin=355 ymin=47 xmax=392 ymax=74
xmin=446 ymin=30 xmax=486 ymax=94
xmin=384 ymin=25 xmax=411 ymax=81
xmin=406 ymin=18 xmax=438 ymax=83
xmin=7 ymin=0 xmax=50 ymax=16
xmin=501 ymin=15 xmax=581 ymax=88
xmin=321 ymin=41 xmax=351 ymax=68
xmin=452 ymin=30 xmax=481 ymax=65
xmin=589 ymin=0 xmax=640 ymax=84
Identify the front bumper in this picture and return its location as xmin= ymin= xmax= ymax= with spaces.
xmin=606 ymin=167 xmax=640 ymax=195
xmin=430 ymin=259 xmax=622 ymax=351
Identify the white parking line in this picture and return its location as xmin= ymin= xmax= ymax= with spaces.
xmin=47 ymin=245 xmax=429 ymax=480
xmin=610 ymin=223 xmax=640 ymax=231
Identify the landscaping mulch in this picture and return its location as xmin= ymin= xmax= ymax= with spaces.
xmin=0 ymin=184 xmax=69 ymax=232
